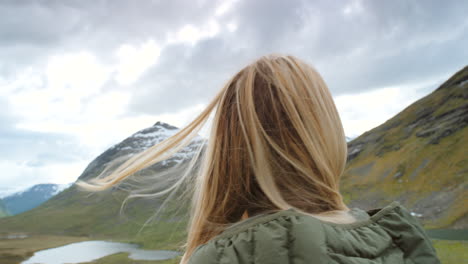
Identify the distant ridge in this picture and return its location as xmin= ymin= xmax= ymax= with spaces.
xmin=3 ymin=183 xmax=71 ymax=215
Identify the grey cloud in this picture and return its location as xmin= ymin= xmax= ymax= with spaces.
xmin=226 ymin=0 xmax=308 ymax=51
xmin=307 ymin=0 xmax=468 ymax=91
xmin=0 ymin=1 xmax=81 ymax=47
xmin=124 ymin=35 xmax=253 ymax=115
xmin=1 ymin=0 xmax=467 ymax=114
xmin=121 ymin=0 xmax=468 ymax=115
xmin=0 ymin=0 xmax=222 ymax=76
xmin=0 ymin=0 xmax=219 ymax=46
xmin=124 ymin=0 xmax=312 ymax=115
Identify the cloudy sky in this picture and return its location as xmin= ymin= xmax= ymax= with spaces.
xmin=1 ymin=0 xmax=467 ymax=196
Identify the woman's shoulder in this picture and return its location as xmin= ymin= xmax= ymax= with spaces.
xmin=188 ymin=201 xmax=440 ymax=264
xmin=198 ymin=201 xmax=400 ymax=242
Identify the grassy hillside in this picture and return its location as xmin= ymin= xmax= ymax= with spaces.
xmin=0 ymin=200 xmax=9 ymax=218
xmin=0 ymin=185 xmax=188 ymax=250
xmin=342 ymin=66 xmax=468 ymax=229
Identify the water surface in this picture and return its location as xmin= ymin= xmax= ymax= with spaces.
xmin=427 ymin=229 xmax=468 ymax=241
xmin=22 ymin=240 xmax=180 ymax=264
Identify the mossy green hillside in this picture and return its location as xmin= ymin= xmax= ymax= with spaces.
xmin=342 ymin=66 xmax=467 ymax=229
xmin=0 ymin=185 xmax=189 ymax=251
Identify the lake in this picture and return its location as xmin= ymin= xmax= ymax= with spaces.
xmin=427 ymin=229 xmax=468 ymax=241
xmin=22 ymin=240 xmax=180 ymax=264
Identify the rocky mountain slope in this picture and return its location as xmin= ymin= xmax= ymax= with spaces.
xmin=78 ymin=121 xmax=204 ymax=182
xmin=2 ymin=183 xmax=71 ymax=215
xmin=342 ymin=66 xmax=467 ymax=229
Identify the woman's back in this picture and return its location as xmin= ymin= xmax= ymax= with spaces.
xmin=188 ymin=202 xmax=440 ymax=264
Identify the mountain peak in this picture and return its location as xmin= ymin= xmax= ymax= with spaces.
xmin=153 ymin=121 xmax=178 ymax=130
xmin=77 ymin=121 xmax=205 ymax=181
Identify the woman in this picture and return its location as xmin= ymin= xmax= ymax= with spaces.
xmin=78 ymin=54 xmax=440 ymax=263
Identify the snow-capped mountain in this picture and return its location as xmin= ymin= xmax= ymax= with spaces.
xmin=3 ymin=183 xmax=72 ymax=215
xmin=112 ymin=121 xmax=204 ymax=163
xmin=78 ymin=121 xmax=206 ymax=181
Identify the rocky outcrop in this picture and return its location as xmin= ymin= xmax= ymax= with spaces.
xmin=415 ymin=104 xmax=468 ymax=144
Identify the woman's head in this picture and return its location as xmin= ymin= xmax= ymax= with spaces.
xmin=78 ymin=54 xmax=348 ymax=263
xmin=195 ymin=53 xmax=348 ymax=217
xmin=185 ymin=54 xmax=348 ymax=252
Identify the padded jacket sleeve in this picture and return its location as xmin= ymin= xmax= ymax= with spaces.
xmin=376 ymin=204 xmax=441 ymax=264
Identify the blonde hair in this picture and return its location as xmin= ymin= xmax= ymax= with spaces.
xmin=77 ymin=54 xmax=351 ymax=263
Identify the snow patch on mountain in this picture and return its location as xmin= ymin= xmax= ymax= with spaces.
xmin=8 ymin=183 xmax=71 ymax=198
xmin=109 ymin=121 xmax=205 ymax=165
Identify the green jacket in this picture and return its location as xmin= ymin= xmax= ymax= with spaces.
xmin=188 ymin=201 xmax=440 ymax=263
